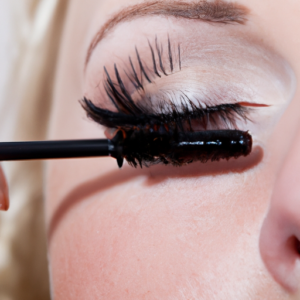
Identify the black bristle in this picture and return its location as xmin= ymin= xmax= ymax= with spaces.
xmin=117 ymin=156 xmax=124 ymax=168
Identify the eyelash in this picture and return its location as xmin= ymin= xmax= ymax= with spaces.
xmin=103 ymin=36 xmax=181 ymax=107
xmin=82 ymin=97 xmax=249 ymax=132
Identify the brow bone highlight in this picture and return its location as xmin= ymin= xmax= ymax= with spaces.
xmin=86 ymin=0 xmax=249 ymax=66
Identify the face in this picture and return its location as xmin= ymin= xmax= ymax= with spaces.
xmin=46 ymin=0 xmax=300 ymax=298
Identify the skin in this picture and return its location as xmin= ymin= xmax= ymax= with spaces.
xmin=41 ymin=0 xmax=300 ymax=299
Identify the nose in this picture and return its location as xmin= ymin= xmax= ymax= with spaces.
xmin=260 ymin=128 xmax=300 ymax=292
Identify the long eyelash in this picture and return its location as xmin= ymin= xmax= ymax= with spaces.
xmin=102 ymin=37 xmax=179 ymax=115
xmin=81 ymin=96 xmax=249 ymax=131
xmin=127 ymin=56 xmax=143 ymax=90
xmin=168 ymin=35 xmax=173 ymax=72
xmin=104 ymin=37 xmax=180 ymax=107
xmin=156 ymin=36 xmax=167 ymax=76
xmin=148 ymin=39 xmax=161 ymax=78
xmin=178 ymin=44 xmax=181 ymax=70
xmin=135 ymin=47 xmax=152 ymax=84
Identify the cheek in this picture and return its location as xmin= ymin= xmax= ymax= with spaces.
xmin=47 ymin=162 xmax=284 ymax=299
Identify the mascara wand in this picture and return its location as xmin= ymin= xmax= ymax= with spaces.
xmin=0 ymin=130 xmax=253 ymax=168
xmin=0 ymin=139 xmax=124 ymax=168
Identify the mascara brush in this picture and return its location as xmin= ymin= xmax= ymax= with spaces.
xmin=0 ymin=130 xmax=252 ymax=168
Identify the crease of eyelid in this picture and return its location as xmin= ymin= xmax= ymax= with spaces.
xmin=85 ymin=0 xmax=250 ymax=67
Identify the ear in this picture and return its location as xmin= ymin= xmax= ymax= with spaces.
xmin=260 ymin=128 xmax=300 ymax=293
xmin=0 ymin=165 xmax=9 ymax=211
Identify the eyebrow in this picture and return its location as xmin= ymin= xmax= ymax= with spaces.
xmin=86 ymin=0 xmax=249 ymax=66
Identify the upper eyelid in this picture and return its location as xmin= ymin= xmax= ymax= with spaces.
xmin=98 ymin=36 xmax=271 ymax=111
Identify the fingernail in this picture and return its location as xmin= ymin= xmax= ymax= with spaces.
xmin=0 ymin=168 xmax=9 ymax=211
xmin=0 ymin=189 xmax=9 ymax=211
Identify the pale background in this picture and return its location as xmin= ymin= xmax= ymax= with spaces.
xmin=0 ymin=1 xmax=69 ymax=299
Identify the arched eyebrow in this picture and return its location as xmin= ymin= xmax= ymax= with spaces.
xmin=85 ymin=0 xmax=250 ymax=66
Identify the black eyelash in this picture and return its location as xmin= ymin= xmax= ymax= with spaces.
xmin=82 ymin=97 xmax=248 ymax=131
xmin=123 ymin=35 xmax=180 ymax=92
xmin=168 ymin=35 xmax=173 ymax=72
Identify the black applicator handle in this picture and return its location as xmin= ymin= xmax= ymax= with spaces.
xmin=0 ymin=139 xmax=124 ymax=167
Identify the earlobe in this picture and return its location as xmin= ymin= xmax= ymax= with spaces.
xmin=0 ymin=165 xmax=9 ymax=211
xmin=260 ymin=128 xmax=300 ymax=293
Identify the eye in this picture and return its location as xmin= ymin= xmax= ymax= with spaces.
xmin=82 ymin=15 xmax=295 ymax=167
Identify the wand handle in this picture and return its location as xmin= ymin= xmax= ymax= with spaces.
xmin=0 ymin=139 xmax=113 ymax=161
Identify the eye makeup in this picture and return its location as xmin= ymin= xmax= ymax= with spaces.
xmin=80 ymin=36 xmax=253 ymax=167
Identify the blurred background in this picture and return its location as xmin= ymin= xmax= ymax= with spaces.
xmin=0 ymin=1 xmax=69 ymax=299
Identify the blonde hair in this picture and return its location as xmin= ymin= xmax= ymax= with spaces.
xmin=0 ymin=1 xmax=68 ymax=299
